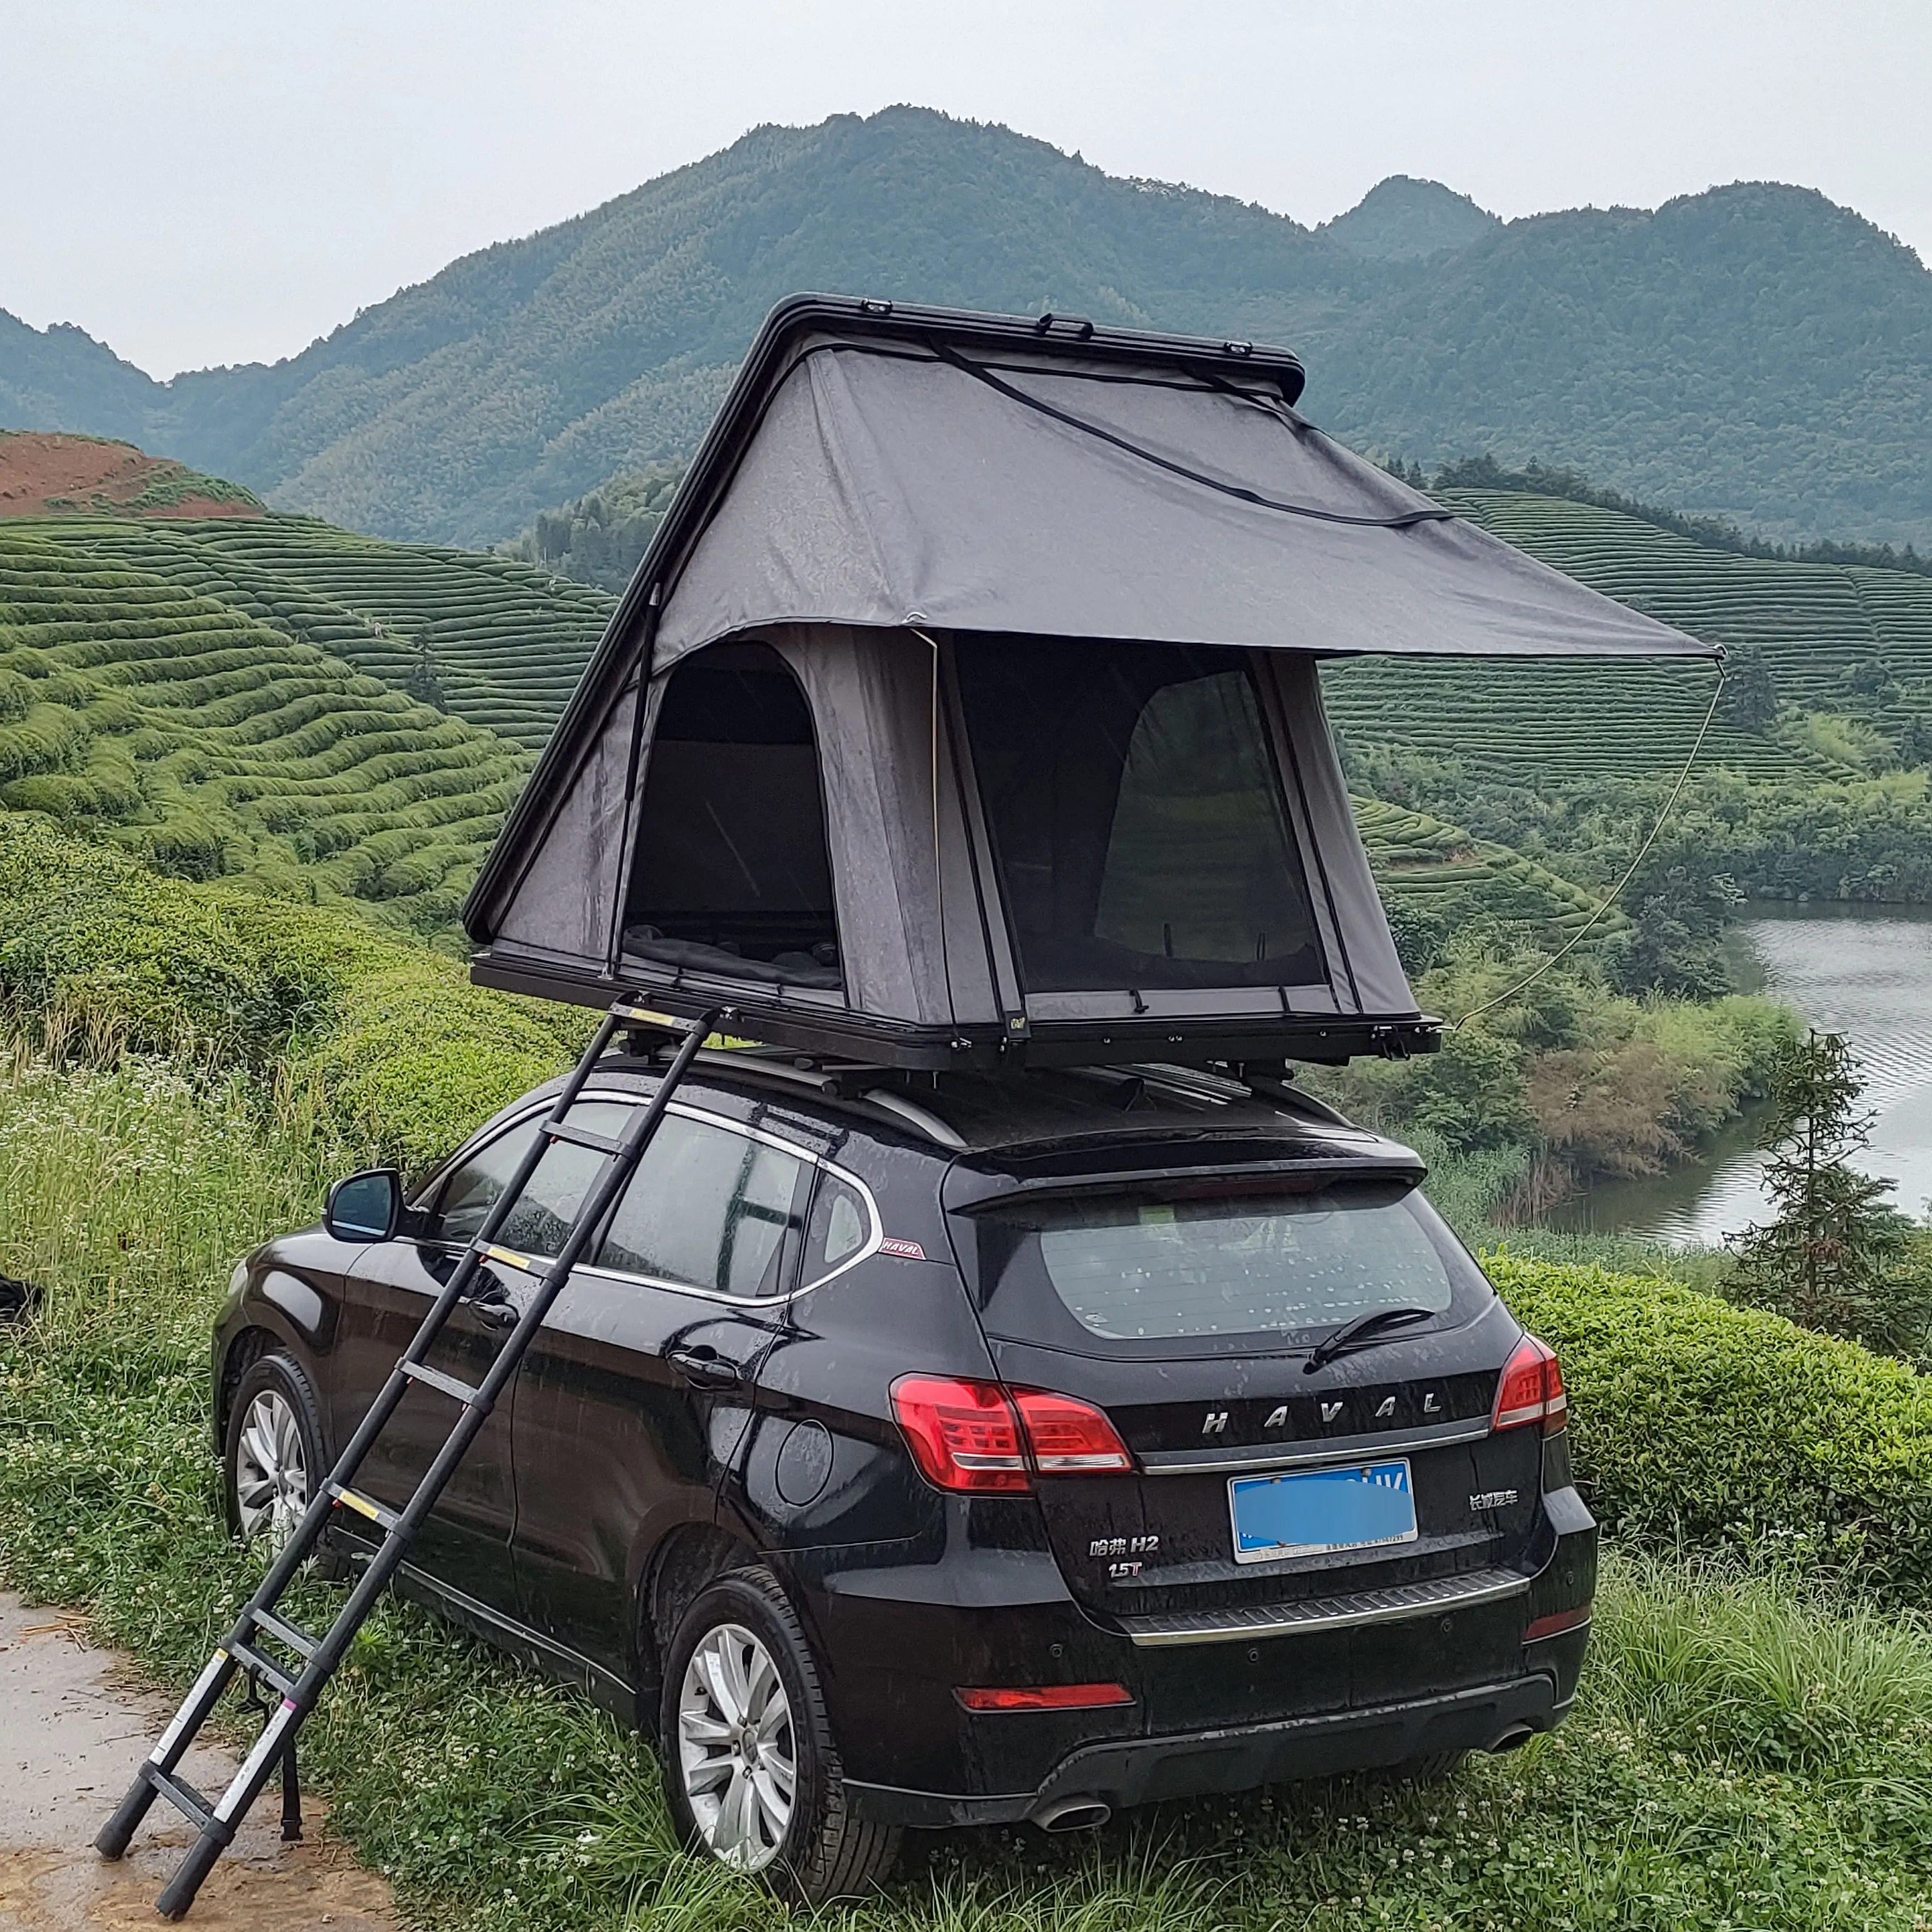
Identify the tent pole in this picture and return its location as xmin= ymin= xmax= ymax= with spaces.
xmin=606 ymin=581 xmax=663 ymax=979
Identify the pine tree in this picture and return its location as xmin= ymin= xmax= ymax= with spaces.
xmin=1726 ymin=1031 xmax=1932 ymax=1357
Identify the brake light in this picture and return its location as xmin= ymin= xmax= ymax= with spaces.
xmin=1491 ymin=1333 xmax=1567 ymax=1436
xmin=1010 ymin=1388 xmax=1134 ymax=1472
xmin=956 ymin=1682 xmax=1134 ymax=1711
xmin=891 ymin=1376 xmax=1134 ymax=1490
xmin=891 ymin=1375 xmax=1029 ymax=1491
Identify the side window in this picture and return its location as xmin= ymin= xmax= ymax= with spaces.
xmin=433 ymin=1102 xmax=633 ymax=1256
xmin=596 ymin=1114 xmax=809 ymax=1300
xmin=802 ymin=1171 xmax=875 ymax=1285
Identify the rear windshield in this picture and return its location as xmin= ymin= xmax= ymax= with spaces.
xmin=961 ymin=1180 xmax=1492 ymax=1357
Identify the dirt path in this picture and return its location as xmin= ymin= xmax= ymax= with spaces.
xmin=0 ymin=1594 xmax=395 ymax=1931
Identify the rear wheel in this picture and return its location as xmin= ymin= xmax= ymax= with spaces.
xmin=1388 ymin=1748 xmax=1468 ymax=1785
xmin=658 ymin=1567 xmax=899 ymax=1904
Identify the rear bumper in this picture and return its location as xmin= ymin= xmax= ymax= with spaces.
xmin=793 ymin=1484 xmax=1596 ymax=1804
xmin=846 ymin=1671 xmax=1564 ymax=1827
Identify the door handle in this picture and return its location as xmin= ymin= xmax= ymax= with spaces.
xmin=667 ymin=1344 xmax=743 ymax=1388
xmin=468 ymin=1299 xmax=519 ymax=1330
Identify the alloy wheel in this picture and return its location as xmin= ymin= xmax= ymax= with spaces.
xmin=676 ymin=1621 xmax=797 ymax=1871
xmin=233 ymin=1388 xmax=309 ymax=1545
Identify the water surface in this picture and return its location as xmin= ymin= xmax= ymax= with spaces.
xmin=1552 ymin=904 xmax=1932 ymax=1247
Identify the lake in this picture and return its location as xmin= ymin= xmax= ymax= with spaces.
xmin=1549 ymin=904 xmax=1932 ymax=1247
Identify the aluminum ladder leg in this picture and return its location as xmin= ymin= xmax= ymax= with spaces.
xmin=96 ymin=1001 xmax=720 ymax=1920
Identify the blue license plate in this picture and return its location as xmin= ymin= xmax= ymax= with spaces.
xmin=1229 ymin=1460 xmax=1417 ymax=1564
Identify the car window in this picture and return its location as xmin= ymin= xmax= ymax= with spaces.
xmin=802 ymin=1170 xmax=873 ymax=1284
xmin=596 ymin=1114 xmax=809 ymax=1300
xmin=962 ymin=1179 xmax=1492 ymax=1358
xmin=435 ymin=1102 xmax=632 ymax=1256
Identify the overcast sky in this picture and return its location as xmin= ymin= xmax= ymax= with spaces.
xmin=8 ymin=0 xmax=1929 ymax=378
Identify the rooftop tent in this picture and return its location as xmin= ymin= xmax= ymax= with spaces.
xmin=465 ymin=297 xmax=1712 ymax=1070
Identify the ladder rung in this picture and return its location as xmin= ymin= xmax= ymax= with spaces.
xmin=399 ymin=1359 xmax=484 ymax=1407
xmin=226 ymin=1640 xmax=299 ymax=1700
xmin=611 ymin=1002 xmax=690 ymax=1030
xmin=142 ymin=1764 xmax=216 ymax=1831
xmin=473 ymin=1241 xmax=548 ymax=1277
xmin=328 ymin=1483 xmax=401 ymax=1532
xmin=249 ymin=1607 xmax=317 ymax=1659
xmin=543 ymin=1119 xmax=625 ymax=1155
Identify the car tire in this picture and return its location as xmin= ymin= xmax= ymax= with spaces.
xmin=223 ymin=1349 xmax=328 ymax=1555
xmin=658 ymin=1566 xmax=899 ymax=1904
xmin=1388 ymin=1748 xmax=1468 ymax=1785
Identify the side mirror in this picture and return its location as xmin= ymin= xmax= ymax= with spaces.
xmin=323 ymin=1168 xmax=403 ymax=1243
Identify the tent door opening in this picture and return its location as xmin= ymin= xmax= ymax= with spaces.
xmin=621 ymin=641 xmax=843 ymax=993
xmin=954 ymin=637 xmax=1325 ymax=998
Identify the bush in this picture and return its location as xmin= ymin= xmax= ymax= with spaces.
xmin=0 ymin=818 xmax=585 ymax=1173
xmin=1492 ymin=1256 xmax=1932 ymax=1601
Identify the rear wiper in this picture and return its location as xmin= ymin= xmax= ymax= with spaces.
xmin=1303 ymin=1305 xmax=1434 ymax=1374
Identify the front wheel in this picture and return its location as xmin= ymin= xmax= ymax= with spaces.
xmin=223 ymin=1349 xmax=325 ymax=1552
xmin=658 ymin=1567 xmax=899 ymax=1904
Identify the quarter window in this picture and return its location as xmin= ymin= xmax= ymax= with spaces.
xmin=802 ymin=1171 xmax=874 ymax=1284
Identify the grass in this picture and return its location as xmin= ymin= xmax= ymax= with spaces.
xmin=9 ymin=1035 xmax=1932 ymax=1929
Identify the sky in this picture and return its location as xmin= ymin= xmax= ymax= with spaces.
xmin=8 ymin=0 xmax=1930 ymax=378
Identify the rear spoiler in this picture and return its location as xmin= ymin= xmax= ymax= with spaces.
xmin=941 ymin=1146 xmax=1428 ymax=1217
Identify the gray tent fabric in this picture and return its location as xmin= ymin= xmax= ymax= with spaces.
xmin=467 ymin=298 xmax=1715 ymax=1068
xmin=490 ymin=680 xmax=636 ymax=971
xmin=653 ymin=338 xmax=1711 ymax=670
xmin=763 ymin=625 xmax=954 ymax=1027
xmin=1260 ymin=655 xmax=1412 ymax=1020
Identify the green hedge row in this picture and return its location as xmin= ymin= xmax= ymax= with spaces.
xmin=0 ymin=817 xmax=586 ymax=1172
xmin=1493 ymin=1255 xmax=1932 ymax=1601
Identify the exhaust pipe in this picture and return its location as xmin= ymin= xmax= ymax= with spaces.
xmin=1485 ymin=1723 xmax=1534 ymax=1755
xmin=1036 ymin=1798 xmax=1112 ymax=1832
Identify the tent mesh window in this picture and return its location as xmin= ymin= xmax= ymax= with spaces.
xmin=623 ymin=641 xmax=842 ymax=989
xmin=956 ymin=637 xmax=1321 ymax=994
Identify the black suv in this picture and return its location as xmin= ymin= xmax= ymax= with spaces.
xmin=214 ymin=1052 xmax=1594 ymax=1900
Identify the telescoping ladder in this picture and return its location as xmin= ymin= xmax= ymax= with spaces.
xmin=96 ymin=999 xmax=723 ymax=1921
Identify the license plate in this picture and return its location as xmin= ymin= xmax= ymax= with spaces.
xmin=1229 ymin=1460 xmax=1417 ymax=1565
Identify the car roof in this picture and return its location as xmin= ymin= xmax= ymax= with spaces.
xmin=499 ymin=1051 xmax=1422 ymax=1175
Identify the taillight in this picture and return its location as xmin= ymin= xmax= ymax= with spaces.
xmin=1491 ymin=1333 xmax=1567 ymax=1436
xmin=1009 ymin=1388 xmax=1133 ymax=1473
xmin=890 ymin=1375 xmax=1029 ymax=1491
xmin=890 ymin=1375 xmax=1133 ymax=1491
xmin=956 ymin=1682 xmax=1134 ymax=1711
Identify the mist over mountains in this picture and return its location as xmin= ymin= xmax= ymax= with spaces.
xmin=4 ymin=106 xmax=1929 ymax=551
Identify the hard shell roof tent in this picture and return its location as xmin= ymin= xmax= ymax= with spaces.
xmin=464 ymin=296 xmax=1712 ymax=1071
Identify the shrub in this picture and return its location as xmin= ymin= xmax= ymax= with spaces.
xmin=1492 ymin=1256 xmax=1932 ymax=1601
xmin=0 ymin=818 xmax=584 ymax=1172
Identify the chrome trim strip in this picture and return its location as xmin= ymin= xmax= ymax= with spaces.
xmin=1140 ymin=1417 xmax=1491 ymax=1476
xmin=1121 ymin=1568 xmax=1529 ymax=1647
xmin=438 ymin=1087 xmax=886 ymax=1307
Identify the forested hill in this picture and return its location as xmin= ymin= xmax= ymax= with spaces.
xmin=3 ymin=108 xmax=1929 ymax=551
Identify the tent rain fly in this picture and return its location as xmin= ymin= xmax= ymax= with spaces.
xmin=465 ymin=297 xmax=1714 ymax=1071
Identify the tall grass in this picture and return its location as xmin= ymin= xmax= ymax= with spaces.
xmin=8 ymin=1034 xmax=1932 ymax=1929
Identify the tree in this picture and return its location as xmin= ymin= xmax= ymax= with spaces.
xmin=1718 ymin=645 xmax=1779 ymax=734
xmin=407 ymin=622 xmax=447 ymax=712
xmin=1605 ymin=843 xmax=1741 ymax=998
xmin=1726 ymin=1031 xmax=1932 ymax=1358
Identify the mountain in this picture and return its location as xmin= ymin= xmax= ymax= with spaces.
xmin=1319 ymin=176 xmax=1500 ymax=261
xmin=4 ymin=108 xmax=1930 ymax=549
